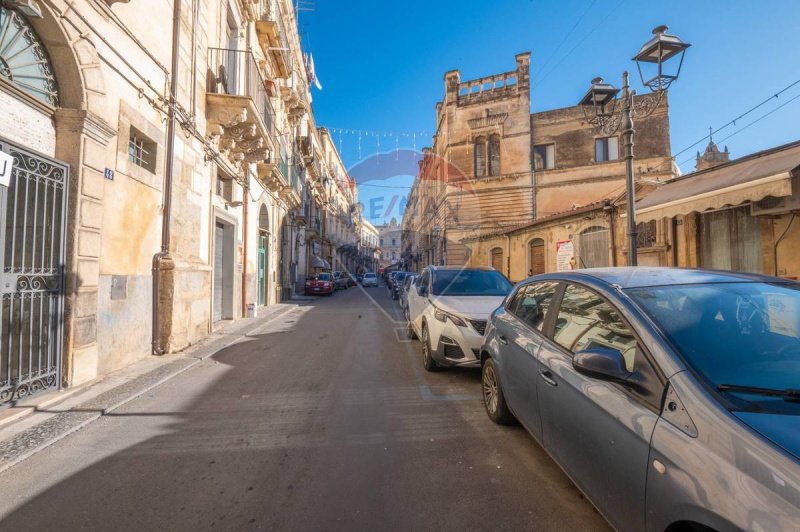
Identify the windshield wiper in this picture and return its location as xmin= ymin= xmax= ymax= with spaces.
xmin=718 ymin=384 xmax=800 ymax=402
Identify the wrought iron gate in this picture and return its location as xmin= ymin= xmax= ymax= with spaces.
xmin=0 ymin=138 xmax=68 ymax=405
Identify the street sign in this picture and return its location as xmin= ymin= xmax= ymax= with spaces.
xmin=0 ymin=151 xmax=14 ymax=188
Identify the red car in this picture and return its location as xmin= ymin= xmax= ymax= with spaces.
xmin=304 ymin=273 xmax=334 ymax=296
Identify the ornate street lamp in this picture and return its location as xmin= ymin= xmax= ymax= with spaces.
xmin=579 ymin=25 xmax=690 ymax=266
xmin=633 ymin=25 xmax=691 ymax=92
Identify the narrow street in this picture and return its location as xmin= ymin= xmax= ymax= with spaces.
xmin=0 ymin=284 xmax=606 ymax=531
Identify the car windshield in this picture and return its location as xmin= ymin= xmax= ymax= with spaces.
xmin=316 ymin=273 xmax=331 ymax=281
xmin=431 ymin=269 xmax=513 ymax=297
xmin=628 ymin=282 xmax=800 ymax=413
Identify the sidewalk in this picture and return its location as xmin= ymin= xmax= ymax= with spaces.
xmin=0 ymin=302 xmax=300 ymax=474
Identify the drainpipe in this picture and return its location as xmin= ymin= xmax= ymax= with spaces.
xmin=774 ymin=213 xmax=797 ymax=277
xmin=506 ymin=234 xmax=512 ymax=279
xmin=604 ymin=200 xmax=617 ymax=267
xmin=152 ymin=0 xmax=181 ymax=355
xmin=242 ymin=184 xmax=249 ymax=317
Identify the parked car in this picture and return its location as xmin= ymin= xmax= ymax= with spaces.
xmin=304 ymin=272 xmax=335 ymax=296
xmin=361 ymin=272 xmax=378 ymax=287
xmin=407 ymin=266 xmax=512 ymax=370
xmin=399 ymin=273 xmax=418 ymax=317
xmin=333 ymin=271 xmax=349 ymax=290
xmin=480 ymin=267 xmax=800 ymax=532
xmin=348 ymin=274 xmax=357 ymax=287
xmin=356 ymin=273 xmax=364 ymax=284
xmin=390 ymin=272 xmax=409 ymax=300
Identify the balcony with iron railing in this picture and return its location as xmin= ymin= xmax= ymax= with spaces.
xmin=206 ymin=48 xmax=278 ymax=178
xmin=255 ymin=0 xmax=291 ymax=78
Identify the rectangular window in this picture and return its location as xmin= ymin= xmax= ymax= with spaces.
xmin=595 ymin=137 xmax=619 ymax=163
xmin=128 ymin=128 xmax=157 ymax=173
xmin=533 ymin=144 xmax=555 ymax=170
xmin=216 ymin=174 xmax=233 ymax=202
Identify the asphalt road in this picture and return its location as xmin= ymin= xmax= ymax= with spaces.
xmin=0 ymin=283 xmax=609 ymax=531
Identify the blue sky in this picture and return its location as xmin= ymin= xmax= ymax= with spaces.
xmin=298 ymin=0 xmax=800 ymax=224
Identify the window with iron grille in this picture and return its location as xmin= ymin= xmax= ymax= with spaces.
xmin=128 ymin=127 xmax=157 ymax=172
xmin=636 ymin=220 xmax=658 ymax=249
xmin=216 ymin=173 xmax=233 ymax=201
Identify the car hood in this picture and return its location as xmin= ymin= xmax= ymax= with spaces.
xmin=429 ymin=295 xmax=505 ymax=319
xmin=733 ymin=412 xmax=800 ymax=460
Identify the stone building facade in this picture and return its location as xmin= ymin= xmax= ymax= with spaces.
xmin=401 ymin=53 xmax=673 ymax=270
xmin=0 ymin=0 xmax=357 ymax=405
xmin=377 ymin=218 xmax=402 ymax=267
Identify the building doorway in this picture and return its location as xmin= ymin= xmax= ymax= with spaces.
xmin=213 ymin=219 xmax=235 ymax=322
xmin=579 ymin=226 xmax=610 ymax=268
xmin=529 ymin=238 xmax=545 ymax=275
xmin=257 ymin=205 xmax=270 ymax=306
xmin=490 ymin=247 xmax=504 ymax=272
xmin=0 ymin=138 xmax=69 ymax=405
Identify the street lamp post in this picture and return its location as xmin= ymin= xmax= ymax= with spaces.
xmin=579 ymin=25 xmax=690 ymax=266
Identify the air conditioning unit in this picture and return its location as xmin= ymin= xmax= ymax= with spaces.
xmin=751 ymin=194 xmax=800 ymax=216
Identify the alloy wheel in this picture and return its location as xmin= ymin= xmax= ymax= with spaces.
xmin=483 ymin=364 xmax=499 ymax=414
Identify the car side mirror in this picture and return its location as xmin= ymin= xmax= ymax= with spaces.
xmin=573 ymin=348 xmax=631 ymax=382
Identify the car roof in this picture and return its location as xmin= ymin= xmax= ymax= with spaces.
xmin=529 ymin=267 xmax=789 ymax=289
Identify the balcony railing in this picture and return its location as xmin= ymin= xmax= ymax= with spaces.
xmin=208 ymin=47 xmax=275 ymax=138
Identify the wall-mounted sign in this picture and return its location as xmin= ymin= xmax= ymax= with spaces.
xmin=0 ymin=151 xmax=14 ymax=188
xmin=104 ymin=168 xmax=114 ymax=181
xmin=556 ymin=240 xmax=575 ymax=272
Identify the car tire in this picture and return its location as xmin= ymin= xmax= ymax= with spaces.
xmin=421 ymin=324 xmax=440 ymax=372
xmin=406 ymin=320 xmax=417 ymax=340
xmin=482 ymin=358 xmax=516 ymax=425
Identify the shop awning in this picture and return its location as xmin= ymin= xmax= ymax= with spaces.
xmin=310 ymin=256 xmax=330 ymax=269
xmin=635 ymin=141 xmax=800 ymax=222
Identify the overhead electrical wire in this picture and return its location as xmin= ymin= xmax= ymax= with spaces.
xmin=536 ymin=0 xmax=627 ymax=87
xmin=672 ymin=77 xmax=800 ymax=160
xmin=677 ymin=90 xmax=800 ymax=168
xmin=534 ymin=0 xmax=599 ymax=79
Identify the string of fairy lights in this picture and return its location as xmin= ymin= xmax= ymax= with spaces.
xmin=327 ymin=127 xmax=433 ymax=161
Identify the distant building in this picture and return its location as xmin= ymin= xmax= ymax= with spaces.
xmin=376 ymin=218 xmax=402 ymax=267
xmin=695 ymin=137 xmax=731 ymax=171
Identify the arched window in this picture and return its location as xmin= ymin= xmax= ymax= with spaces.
xmin=0 ymin=6 xmax=60 ymax=106
xmin=529 ymin=238 xmax=545 ymax=275
xmin=474 ymin=136 xmax=486 ymax=177
xmin=488 ymin=135 xmax=501 ymax=176
xmin=490 ymin=247 xmax=504 ymax=272
xmin=579 ymin=226 xmax=610 ymax=268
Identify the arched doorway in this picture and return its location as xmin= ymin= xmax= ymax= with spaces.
xmin=257 ymin=205 xmax=269 ymax=306
xmin=490 ymin=247 xmax=504 ymax=272
xmin=529 ymin=238 xmax=545 ymax=275
xmin=0 ymin=5 xmax=71 ymax=404
xmin=579 ymin=226 xmax=611 ymax=268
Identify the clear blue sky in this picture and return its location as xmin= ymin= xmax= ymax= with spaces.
xmin=298 ymin=0 xmax=800 ymax=224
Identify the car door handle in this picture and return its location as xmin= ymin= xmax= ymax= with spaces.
xmin=538 ymin=369 xmax=557 ymax=387
xmin=497 ymin=334 xmax=508 ymax=345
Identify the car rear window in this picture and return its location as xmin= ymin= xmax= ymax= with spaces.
xmin=317 ymin=273 xmax=331 ymax=281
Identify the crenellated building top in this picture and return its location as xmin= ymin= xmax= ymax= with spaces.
xmin=444 ymin=52 xmax=530 ymax=107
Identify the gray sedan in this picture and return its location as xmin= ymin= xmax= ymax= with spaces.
xmin=480 ymin=267 xmax=800 ymax=532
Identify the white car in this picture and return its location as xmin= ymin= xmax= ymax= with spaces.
xmin=406 ymin=266 xmax=513 ymax=371
xmin=361 ymin=272 xmax=378 ymax=287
